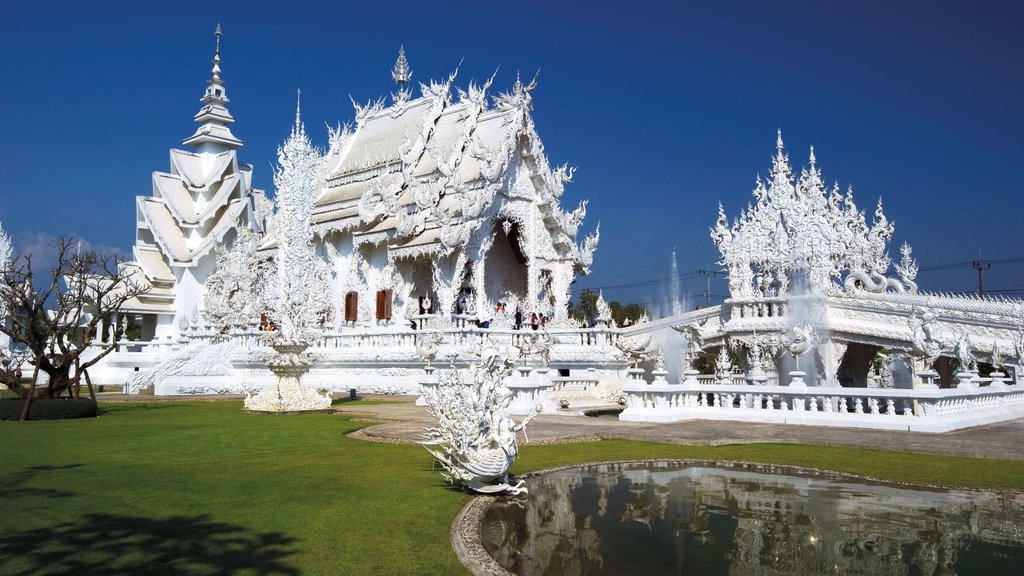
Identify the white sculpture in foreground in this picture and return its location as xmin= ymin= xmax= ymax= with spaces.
xmin=243 ymin=93 xmax=332 ymax=413
xmin=421 ymin=348 xmax=541 ymax=495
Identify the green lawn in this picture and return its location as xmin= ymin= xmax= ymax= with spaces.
xmin=2 ymin=401 xmax=1022 ymax=575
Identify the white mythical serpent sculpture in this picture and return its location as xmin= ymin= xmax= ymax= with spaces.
xmin=843 ymin=269 xmax=916 ymax=294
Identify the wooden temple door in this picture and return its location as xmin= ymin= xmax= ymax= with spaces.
xmin=344 ymin=292 xmax=358 ymax=322
xmin=376 ymin=290 xmax=392 ymax=320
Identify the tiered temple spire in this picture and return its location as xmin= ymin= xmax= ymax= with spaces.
xmin=392 ymin=45 xmax=413 ymax=104
xmin=183 ymin=23 xmax=243 ymax=151
xmin=392 ymin=44 xmax=412 ymax=87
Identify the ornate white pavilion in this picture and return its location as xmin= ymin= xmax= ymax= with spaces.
xmin=618 ymin=133 xmax=1024 ymax=431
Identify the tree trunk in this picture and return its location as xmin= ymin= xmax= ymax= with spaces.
xmin=19 ymin=362 xmax=41 ymax=422
xmin=74 ymin=356 xmax=81 ymax=399
xmin=84 ymin=369 xmax=97 ymax=405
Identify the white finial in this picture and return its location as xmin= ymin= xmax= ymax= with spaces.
xmin=392 ymin=44 xmax=412 ymax=87
xmin=210 ymin=24 xmax=223 ymax=84
xmin=296 ymin=88 xmax=301 ymax=127
xmin=809 ymin=145 xmax=816 ymax=168
xmin=776 ymin=128 xmax=784 ymax=151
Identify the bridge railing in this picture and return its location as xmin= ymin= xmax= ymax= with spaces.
xmin=620 ymin=380 xmax=1024 ymax=432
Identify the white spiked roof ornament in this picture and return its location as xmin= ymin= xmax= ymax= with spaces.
xmin=391 ymin=45 xmax=413 ymax=104
xmin=392 ymin=44 xmax=412 ymax=86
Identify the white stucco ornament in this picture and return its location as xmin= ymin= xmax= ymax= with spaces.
xmin=672 ymin=322 xmax=706 ymax=369
xmin=908 ymin=306 xmax=943 ymax=364
xmin=420 ymin=348 xmax=541 ymax=495
xmin=244 ymin=94 xmax=333 ymax=413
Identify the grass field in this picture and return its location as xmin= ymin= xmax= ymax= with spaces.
xmin=2 ymin=400 xmax=1022 ymax=575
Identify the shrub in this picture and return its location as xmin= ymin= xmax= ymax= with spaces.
xmin=0 ymin=398 xmax=98 ymax=421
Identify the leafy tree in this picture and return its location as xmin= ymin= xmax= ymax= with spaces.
xmin=568 ymin=290 xmax=647 ymax=327
xmin=0 ymin=237 xmax=149 ymax=420
xmin=609 ymin=302 xmax=647 ymax=327
xmin=567 ymin=290 xmax=599 ymax=325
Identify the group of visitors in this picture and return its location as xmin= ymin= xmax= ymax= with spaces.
xmin=511 ymin=305 xmax=545 ymax=331
xmin=405 ymin=294 xmax=549 ymax=331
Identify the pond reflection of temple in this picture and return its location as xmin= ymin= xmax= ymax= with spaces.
xmin=482 ymin=462 xmax=1024 ymax=575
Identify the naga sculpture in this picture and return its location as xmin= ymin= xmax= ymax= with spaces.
xmin=615 ymin=334 xmax=654 ymax=369
xmin=421 ymin=348 xmax=541 ymax=495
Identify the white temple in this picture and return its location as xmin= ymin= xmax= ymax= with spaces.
xmin=90 ymin=28 xmax=620 ymax=398
xmin=71 ymin=27 xmax=1024 ymax=431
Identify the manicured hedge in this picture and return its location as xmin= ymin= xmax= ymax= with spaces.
xmin=0 ymin=398 xmax=98 ymax=420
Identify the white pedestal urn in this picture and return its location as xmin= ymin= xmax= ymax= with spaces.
xmin=956 ymin=370 xmax=978 ymax=389
xmin=787 ymin=370 xmax=807 ymax=411
xmin=651 ymin=366 xmax=669 ymax=385
xmin=244 ymin=341 xmax=332 ymax=413
xmin=988 ymin=370 xmax=1009 ymax=390
xmin=682 ymin=369 xmax=701 ymax=386
xmin=415 ymin=365 xmax=439 ymax=407
xmin=620 ymin=367 xmax=650 ymax=418
xmin=626 ymin=367 xmax=646 ymax=383
xmin=506 ymin=365 xmax=556 ymax=415
xmin=788 ymin=370 xmax=807 ymax=387
xmin=915 ymin=369 xmax=940 ymax=390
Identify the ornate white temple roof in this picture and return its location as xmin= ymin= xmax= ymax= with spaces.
xmin=133 ymin=245 xmax=175 ymax=284
xmin=169 ymin=149 xmax=234 ymax=189
xmin=311 ymin=60 xmax=597 ymax=271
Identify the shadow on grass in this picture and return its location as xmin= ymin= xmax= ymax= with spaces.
xmin=1 ymin=464 xmax=83 ymax=499
xmin=0 ymin=513 xmax=300 ymax=575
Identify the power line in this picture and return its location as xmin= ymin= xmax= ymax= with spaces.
xmin=568 ymin=257 xmax=1023 ymax=300
xmin=571 ymin=270 xmax=704 ymax=293
xmin=919 ymin=257 xmax=1024 ymax=272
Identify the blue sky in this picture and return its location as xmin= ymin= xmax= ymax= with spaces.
xmin=1 ymin=0 xmax=1021 ymax=309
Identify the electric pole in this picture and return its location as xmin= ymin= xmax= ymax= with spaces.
xmin=697 ymin=270 xmax=724 ymax=306
xmin=972 ymin=260 xmax=991 ymax=299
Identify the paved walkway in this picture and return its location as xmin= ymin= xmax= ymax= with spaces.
xmin=334 ymin=397 xmax=1024 ymax=461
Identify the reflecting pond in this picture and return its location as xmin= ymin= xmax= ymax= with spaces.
xmin=481 ymin=461 xmax=1024 ymax=575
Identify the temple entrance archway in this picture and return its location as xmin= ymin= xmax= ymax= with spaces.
xmin=483 ymin=219 xmax=528 ymax=307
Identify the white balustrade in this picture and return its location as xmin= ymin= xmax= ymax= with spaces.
xmin=620 ymin=380 xmax=1024 ymax=432
xmin=549 ymin=377 xmax=600 ymax=392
